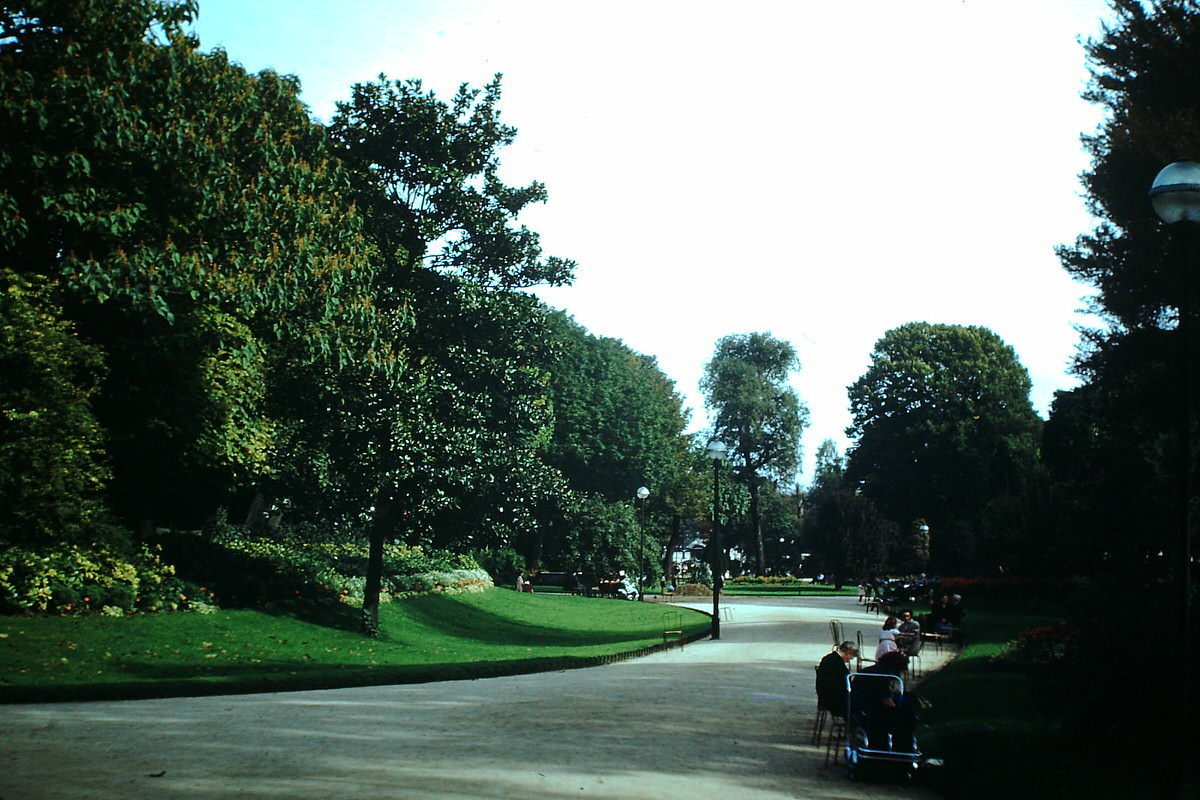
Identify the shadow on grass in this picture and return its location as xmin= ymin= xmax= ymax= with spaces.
xmin=255 ymin=598 xmax=361 ymax=633
xmin=0 ymin=630 xmax=710 ymax=705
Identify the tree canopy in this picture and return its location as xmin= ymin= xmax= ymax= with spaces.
xmin=701 ymin=332 xmax=808 ymax=572
xmin=846 ymin=322 xmax=1042 ymax=572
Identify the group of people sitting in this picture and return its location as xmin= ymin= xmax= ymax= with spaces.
xmin=816 ymin=643 xmax=922 ymax=754
xmin=813 ymin=593 xmax=965 ymax=757
xmin=875 ymin=608 xmax=923 ymax=659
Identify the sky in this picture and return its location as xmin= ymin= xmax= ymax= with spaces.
xmin=191 ymin=0 xmax=1115 ymax=486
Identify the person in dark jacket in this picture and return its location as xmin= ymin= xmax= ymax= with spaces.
xmin=816 ymin=641 xmax=858 ymax=717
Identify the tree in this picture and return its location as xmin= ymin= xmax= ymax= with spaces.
xmin=534 ymin=312 xmax=693 ymax=579
xmin=0 ymin=0 xmax=395 ymax=531
xmin=329 ymin=73 xmax=575 ymax=290
xmin=1045 ymin=7 xmax=1200 ymax=787
xmin=1049 ymin=0 xmax=1200 ymax=573
xmin=329 ymin=73 xmax=577 ymax=632
xmin=543 ymin=312 xmax=691 ymax=502
xmin=845 ymin=322 xmax=1042 ymax=573
xmin=803 ymin=489 xmax=895 ymax=582
xmin=701 ymin=332 xmax=808 ymax=573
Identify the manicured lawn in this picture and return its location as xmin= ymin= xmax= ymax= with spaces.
xmin=913 ymin=598 xmax=1115 ymax=800
xmin=0 ymin=589 xmax=711 ymax=703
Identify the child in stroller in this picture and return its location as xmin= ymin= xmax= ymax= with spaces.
xmin=844 ymin=651 xmax=925 ymax=778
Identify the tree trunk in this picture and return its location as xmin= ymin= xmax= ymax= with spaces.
xmin=362 ymin=521 xmax=386 ymax=636
xmin=750 ymin=479 xmax=765 ymax=574
xmin=361 ymin=500 xmax=399 ymax=637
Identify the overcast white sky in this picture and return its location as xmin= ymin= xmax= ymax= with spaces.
xmin=192 ymin=0 xmax=1115 ymax=486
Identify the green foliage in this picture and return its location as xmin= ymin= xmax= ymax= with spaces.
xmin=470 ymin=547 xmax=526 ymax=580
xmin=542 ymin=494 xmax=639 ymax=577
xmin=0 ymin=540 xmax=201 ymax=614
xmin=544 ymin=311 xmax=692 ymax=503
xmin=801 ymin=488 xmax=895 ymax=579
xmin=385 ymin=282 xmax=565 ymax=552
xmin=160 ymin=517 xmax=487 ymax=607
xmin=846 ymin=322 xmax=1043 ymax=573
xmin=329 ymin=73 xmax=574 ymax=289
xmin=1048 ymin=0 xmax=1200 ymax=576
xmin=0 ymin=0 xmax=397 ymax=530
xmin=702 ymin=332 xmax=808 ymax=573
xmin=0 ymin=269 xmax=111 ymax=544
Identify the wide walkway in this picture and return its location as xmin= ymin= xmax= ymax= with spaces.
xmin=0 ymin=595 xmax=953 ymax=799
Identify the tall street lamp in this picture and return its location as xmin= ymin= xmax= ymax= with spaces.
xmin=707 ymin=440 xmax=728 ymax=639
xmin=636 ymin=486 xmax=650 ymax=601
xmin=1150 ymin=158 xmax=1200 ymax=794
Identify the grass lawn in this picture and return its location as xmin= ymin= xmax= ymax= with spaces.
xmin=913 ymin=598 xmax=1120 ymax=800
xmin=0 ymin=589 xmax=711 ymax=703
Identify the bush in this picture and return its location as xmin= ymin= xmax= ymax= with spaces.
xmin=0 ymin=540 xmax=203 ymax=614
xmin=674 ymin=583 xmax=712 ymax=597
xmin=991 ymin=620 xmax=1081 ymax=669
xmin=940 ymin=576 xmax=1077 ymax=599
xmin=469 ymin=547 xmax=524 ymax=584
xmin=159 ymin=519 xmax=491 ymax=607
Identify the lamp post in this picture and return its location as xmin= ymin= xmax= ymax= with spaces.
xmin=1150 ymin=158 xmax=1200 ymax=795
xmin=707 ymin=440 xmax=728 ymax=639
xmin=636 ymin=486 xmax=650 ymax=601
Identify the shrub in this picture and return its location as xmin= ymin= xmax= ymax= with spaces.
xmin=159 ymin=519 xmax=491 ymax=607
xmin=390 ymin=568 xmax=492 ymax=597
xmin=0 ymin=541 xmax=202 ymax=614
xmin=470 ymin=547 xmax=524 ymax=584
xmin=674 ymin=583 xmax=712 ymax=597
xmin=940 ymin=576 xmax=1077 ymax=599
xmin=992 ymin=620 xmax=1081 ymax=669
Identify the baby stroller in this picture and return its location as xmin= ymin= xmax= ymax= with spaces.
xmin=843 ymin=671 xmax=925 ymax=781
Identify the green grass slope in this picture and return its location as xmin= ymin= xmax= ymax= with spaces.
xmin=0 ymin=590 xmax=710 ymax=703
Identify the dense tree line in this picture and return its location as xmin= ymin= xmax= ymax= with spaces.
xmin=0 ymin=0 xmax=704 ymax=618
xmin=795 ymin=3 xmax=1197 ymax=794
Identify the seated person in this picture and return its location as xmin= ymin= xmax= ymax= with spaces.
xmin=851 ymin=652 xmax=921 ymax=753
xmin=896 ymin=608 xmax=921 ymax=655
xmin=878 ymin=615 xmax=900 ymax=653
xmin=930 ymin=593 xmax=962 ymax=635
xmin=816 ymin=641 xmax=858 ymax=718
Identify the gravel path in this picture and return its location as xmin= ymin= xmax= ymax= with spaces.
xmin=0 ymin=595 xmax=954 ymax=799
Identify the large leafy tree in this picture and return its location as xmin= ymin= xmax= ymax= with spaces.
xmin=0 ymin=0 xmax=393 ymax=530
xmin=544 ymin=312 xmax=691 ymax=502
xmin=329 ymin=74 xmax=575 ymax=631
xmin=1043 ymin=4 xmax=1200 ymax=787
xmin=701 ymin=332 xmax=808 ymax=573
xmin=845 ymin=322 xmax=1042 ymax=573
xmin=1050 ymin=0 xmax=1200 ymax=569
xmin=537 ymin=312 xmax=693 ymax=577
xmin=329 ymin=73 xmax=575 ymax=290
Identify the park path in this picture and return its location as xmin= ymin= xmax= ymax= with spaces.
xmin=0 ymin=595 xmax=953 ymax=800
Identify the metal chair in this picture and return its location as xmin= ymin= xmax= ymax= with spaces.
xmin=855 ymin=629 xmax=876 ymax=672
xmin=829 ymin=619 xmax=844 ymax=649
xmin=824 ymin=714 xmax=847 ymax=766
xmin=662 ymin=611 xmax=683 ymax=646
xmin=905 ymin=633 xmax=923 ymax=678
